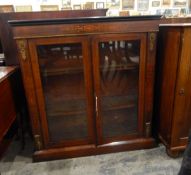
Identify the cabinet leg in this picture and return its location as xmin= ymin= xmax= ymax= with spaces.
xmin=166 ymin=148 xmax=180 ymax=158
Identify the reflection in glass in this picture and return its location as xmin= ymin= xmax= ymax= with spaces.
xmin=37 ymin=43 xmax=88 ymax=142
xmin=99 ymin=40 xmax=140 ymax=138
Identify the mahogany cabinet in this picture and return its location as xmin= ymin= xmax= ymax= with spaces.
xmin=156 ymin=24 xmax=191 ymax=157
xmin=0 ymin=66 xmax=18 ymax=141
xmin=10 ymin=16 xmax=160 ymax=161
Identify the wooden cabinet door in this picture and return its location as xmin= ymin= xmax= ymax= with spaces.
xmin=171 ymin=28 xmax=191 ymax=147
xmin=92 ymin=34 xmax=147 ymax=144
xmin=28 ymin=36 xmax=95 ymax=148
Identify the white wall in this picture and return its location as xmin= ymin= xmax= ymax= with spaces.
xmin=0 ymin=0 xmax=62 ymax=11
xmin=0 ymin=0 xmax=189 ymax=14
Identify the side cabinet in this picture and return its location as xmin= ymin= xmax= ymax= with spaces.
xmin=157 ymin=25 xmax=191 ymax=157
xmin=11 ymin=17 xmax=159 ymax=161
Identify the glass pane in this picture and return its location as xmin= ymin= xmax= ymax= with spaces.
xmin=99 ymin=40 xmax=140 ymax=138
xmin=37 ymin=43 xmax=88 ymax=142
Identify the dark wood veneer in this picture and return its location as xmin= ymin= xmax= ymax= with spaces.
xmin=34 ymin=138 xmax=155 ymax=162
xmin=0 ymin=66 xmax=24 ymax=156
xmin=156 ymin=24 xmax=191 ymax=157
xmin=0 ymin=67 xmax=18 ymax=141
xmin=11 ymin=16 xmax=159 ymax=161
xmin=9 ymin=15 xmax=162 ymax=26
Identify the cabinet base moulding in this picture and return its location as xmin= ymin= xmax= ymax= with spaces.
xmin=159 ymin=134 xmax=187 ymax=158
xmin=33 ymin=138 xmax=156 ymax=162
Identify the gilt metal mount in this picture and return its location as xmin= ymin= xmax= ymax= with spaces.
xmin=17 ymin=40 xmax=27 ymax=61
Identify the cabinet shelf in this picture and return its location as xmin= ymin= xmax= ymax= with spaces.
xmin=41 ymin=67 xmax=84 ymax=76
xmin=104 ymin=103 xmax=135 ymax=111
xmin=42 ymin=73 xmax=86 ymax=102
xmin=40 ymin=64 xmax=138 ymax=77
xmin=46 ymin=98 xmax=86 ymax=117
xmin=101 ymin=95 xmax=137 ymax=111
xmin=46 ymin=94 xmax=137 ymax=117
xmin=46 ymin=98 xmax=136 ymax=117
xmin=47 ymin=109 xmax=86 ymax=117
xmin=48 ymin=113 xmax=88 ymax=141
xmin=100 ymin=63 xmax=138 ymax=71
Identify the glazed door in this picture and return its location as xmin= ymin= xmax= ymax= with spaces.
xmin=92 ymin=34 xmax=146 ymax=144
xmin=28 ymin=36 xmax=95 ymax=148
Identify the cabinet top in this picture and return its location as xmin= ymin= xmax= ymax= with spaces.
xmin=159 ymin=23 xmax=191 ymax=27
xmin=9 ymin=15 xmax=162 ymax=27
xmin=10 ymin=15 xmax=162 ymax=39
xmin=0 ymin=66 xmax=18 ymax=83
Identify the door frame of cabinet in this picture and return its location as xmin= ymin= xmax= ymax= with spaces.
xmin=92 ymin=33 xmax=147 ymax=145
xmin=28 ymin=36 xmax=96 ymax=148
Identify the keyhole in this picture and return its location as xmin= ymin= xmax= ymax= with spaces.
xmin=179 ymin=88 xmax=185 ymax=96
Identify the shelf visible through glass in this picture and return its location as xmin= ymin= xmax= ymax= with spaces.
xmin=98 ymin=40 xmax=140 ymax=139
xmin=37 ymin=42 xmax=89 ymax=142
